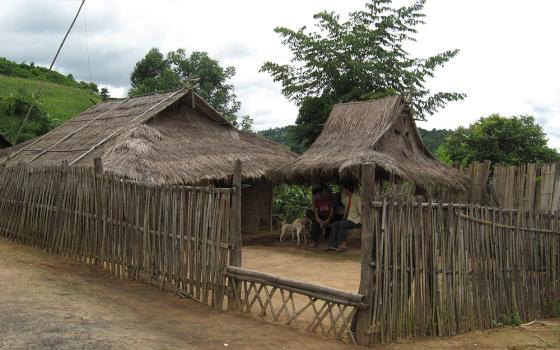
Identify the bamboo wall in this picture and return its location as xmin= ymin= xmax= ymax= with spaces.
xmin=360 ymin=200 xmax=560 ymax=345
xmin=0 ymin=165 xmax=234 ymax=308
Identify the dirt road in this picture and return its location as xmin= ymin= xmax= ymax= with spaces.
xmin=1 ymin=237 xmax=559 ymax=349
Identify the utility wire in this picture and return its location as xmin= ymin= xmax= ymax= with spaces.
xmin=13 ymin=0 xmax=86 ymax=145
xmin=83 ymin=1 xmax=92 ymax=83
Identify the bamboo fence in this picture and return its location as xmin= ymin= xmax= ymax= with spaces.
xmin=359 ymin=200 xmax=560 ymax=345
xmin=0 ymin=164 xmax=234 ymax=308
xmin=375 ymin=161 xmax=560 ymax=212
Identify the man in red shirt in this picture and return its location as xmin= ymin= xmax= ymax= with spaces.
xmin=309 ymin=188 xmax=334 ymax=247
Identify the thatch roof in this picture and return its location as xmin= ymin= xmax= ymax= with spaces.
xmin=270 ymin=95 xmax=469 ymax=191
xmin=1 ymin=88 xmax=297 ymax=184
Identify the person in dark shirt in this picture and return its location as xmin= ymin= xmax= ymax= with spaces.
xmin=307 ymin=187 xmax=333 ymax=247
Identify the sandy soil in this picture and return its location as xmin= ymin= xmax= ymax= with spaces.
xmin=243 ymin=240 xmax=361 ymax=292
xmin=0 ymin=237 xmax=353 ymax=350
xmin=1 ymin=236 xmax=559 ymax=350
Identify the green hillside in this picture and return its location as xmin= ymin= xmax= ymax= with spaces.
xmin=0 ymin=76 xmax=100 ymax=123
xmin=0 ymin=75 xmax=101 ymax=143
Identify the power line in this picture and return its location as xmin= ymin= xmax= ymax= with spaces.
xmin=13 ymin=0 xmax=86 ymax=145
xmin=83 ymin=1 xmax=92 ymax=83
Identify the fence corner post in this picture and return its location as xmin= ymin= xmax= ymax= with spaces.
xmin=228 ymin=159 xmax=242 ymax=310
xmin=356 ymin=163 xmax=376 ymax=346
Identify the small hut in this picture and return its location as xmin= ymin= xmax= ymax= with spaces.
xmin=0 ymin=88 xmax=297 ymax=233
xmin=270 ymin=95 xmax=469 ymax=191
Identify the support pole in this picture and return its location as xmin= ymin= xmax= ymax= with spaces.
xmin=228 ymin=159 xmax=242 ymax=310
xmin=230 ymin=159 xmax=242 ymax=266
xmin=356 ymin=163 xmax=376 ymax=345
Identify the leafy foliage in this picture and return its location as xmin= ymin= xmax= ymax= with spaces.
xmin=0 ymin=90 xmax=53 ymax=143
xmin=494 ymin=312 xmax=521 ymax=327
xmin=550 ymin=301 xmax=560 ymax=318
xmin=418 ymin=127 xmax=451 ymax=154
xmin=129 ymin=48 xmax=249 ymax=128
xmin=100 ymin=87 xmax=110 ymax=101
xmin=261 ymin=0 xmax=465 ymax=150
xmin=440 ymin=114 xmax=560 ymax=167
xmin=258 ymin=125 xmax=306 ymax=153
xmin=0 ymin=57 xmax=99 ymax=94
xmin=273 ymin=184 xmax=311 ymax=223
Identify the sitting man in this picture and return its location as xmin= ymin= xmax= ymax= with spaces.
xmin=306 ymin=187 xmax=334 ymax=247
xmin=328 ymin=182 xmax=361 ymax=252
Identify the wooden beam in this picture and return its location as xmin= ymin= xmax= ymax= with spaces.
xmin=356 ymin=163 xmax=375 ymax=345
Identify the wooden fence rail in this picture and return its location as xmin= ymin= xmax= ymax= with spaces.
xmin=358 ymin=200 xmax=560 ymax=346
xmin=225 ymin=266 xmax=365 ymax=345
xmin=0 ymin=164 xmax=234 ymax=308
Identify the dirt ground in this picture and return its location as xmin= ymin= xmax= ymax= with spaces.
xmin=243 ymin=239 xmax=361 ymax=292
xmin=1 ymin=237 xmax=559 ymax=350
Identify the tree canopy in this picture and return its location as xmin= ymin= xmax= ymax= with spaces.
xmin=129 ymin=48 xmax=251 ymax=129
xmin=440 ymin=114 xmax=560 ymax=167
xmin=261 ymin=0 xmax=465 ymax=150
xmin=418 ymin=127 xmax=451 ymax=154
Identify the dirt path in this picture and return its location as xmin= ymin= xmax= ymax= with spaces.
xmin=1 ymin=237 xmax=559 ymax=350
xmin=243 ymin=241 xmax=361 ymax=292
xmin=0 ymin=237 xmax=352 ymax=350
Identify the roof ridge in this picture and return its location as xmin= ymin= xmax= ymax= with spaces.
xmin=334 ymin=94 xmax=401 ymax=107
xmin=122 ymin=88 xmax=184 ymax=100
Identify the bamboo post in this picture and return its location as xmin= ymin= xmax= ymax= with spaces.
xmin=230 ymin=159 xmax=242 ymax=266
xmin=356 ymin=163 xmax=376 ymax=345
xmin=228 ymin=159 xmax=242 ymax=310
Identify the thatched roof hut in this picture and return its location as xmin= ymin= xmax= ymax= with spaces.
xmin=270 ymin=95 xmax=469 ymax=191
xmin=1 ymin=88 xmax=296 ymax=184
xmin=1 ymin=88 xmax=297 ymax=233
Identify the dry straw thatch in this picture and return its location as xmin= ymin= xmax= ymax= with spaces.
xmin=0 ymin=88 xmax=297 ymax=184
xmin=270 ymin=95 xmax=469 ymax=191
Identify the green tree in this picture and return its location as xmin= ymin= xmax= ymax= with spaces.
xmin=129 ymin=48 xmax=249 ymax=128
xmin=418 ymin=127 xmax=452 ymax=154
xmin=261 ymin=0 xmax=465 ymax=150
xmin=440 ymin=114 xmax=560 ymax=167
xmin=259 ymin=125 xmax=306 ymax=154
xmin=100 ymin=87 xmax=110 ymax=101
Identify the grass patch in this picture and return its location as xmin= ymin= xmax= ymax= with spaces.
xmin=0 ymin=75 xmax=100 ymax=124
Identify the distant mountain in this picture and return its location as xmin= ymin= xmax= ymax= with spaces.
xmin=258 ymin=126 xmax=305 ymax=154
xmin=259 ymin=125 xmax=451 ymax=156
xmin=418 ymin=127 xmax=451 ymax=154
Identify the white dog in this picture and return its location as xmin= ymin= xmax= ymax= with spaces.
xmin=280 ymin=218 xmax=309 ymax=246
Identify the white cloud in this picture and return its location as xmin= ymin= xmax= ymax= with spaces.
xmin=1 ymin=0 xmax=558 ymax=148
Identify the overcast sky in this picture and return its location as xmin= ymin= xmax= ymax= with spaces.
xmin=1 ymin=0 xmax=559 ymax=148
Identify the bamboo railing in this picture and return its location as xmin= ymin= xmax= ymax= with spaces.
xmin=358 ymin=199 xmax=560 ymax=345
xmin=0 ymin=164 xmax=234 ymax=308
xmin=225 ymin=266 xmax=365 ymax=345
